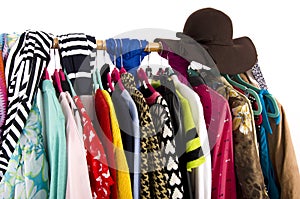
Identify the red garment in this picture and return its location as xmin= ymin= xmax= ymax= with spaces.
xmin=74 ymin=96 xmax=114 ymax=199
xmin=192 ymin=84 xmax=237 ymax=199
xmin=95 ymin=89 xmax=118 ymax=199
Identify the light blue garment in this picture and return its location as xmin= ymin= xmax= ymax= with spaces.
xmin=0 ymin=101 xmax=49 ymax=199
xmin=121 ymin=89 xmax=141 ymax=199
xmin=42 ymin=80 xmax=67 ymax=199
xmin=258 ymin=89 xmax=280 ymax=199
xmin=0 ymin=33 xmax=3 ymax=50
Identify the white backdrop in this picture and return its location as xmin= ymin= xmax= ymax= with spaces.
xmin=2 ymin=0 xmax=300 ymax=167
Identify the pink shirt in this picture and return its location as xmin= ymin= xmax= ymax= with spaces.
xmin=191 ymin=83 xmax=237 ymax=199
xmin=59 ymin=92 xmax=92 ymax=199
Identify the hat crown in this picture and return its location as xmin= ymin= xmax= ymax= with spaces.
xmin=183 ymin=8 xmax=233 ymax=45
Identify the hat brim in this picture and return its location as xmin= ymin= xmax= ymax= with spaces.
xmin=204 ymin=36 xmax=257 ymax=75
xmin=154 ymin=34 xmax=217 ymax=69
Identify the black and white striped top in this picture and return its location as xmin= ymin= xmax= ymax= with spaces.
xmin=0 ymin=30 xmax=53 ymax=179
xmin=57 ymin=33 xmax=96 ymax=95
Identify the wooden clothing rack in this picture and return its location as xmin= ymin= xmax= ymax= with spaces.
xmin=52 ymin=38 xmax=162 ymax=52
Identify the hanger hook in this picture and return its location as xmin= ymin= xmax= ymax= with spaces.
xmin=103 ymin=41 xmax=106 ymax=61
xmin=119 ymin=39 xmax=123 ymax=67
xmin=137 ymin=39 xmax=143 ymax=66
xmin=158 ymin=41 xmax=164 ymax=68
xmin=112 ymin=38 xmax=117 ymax=66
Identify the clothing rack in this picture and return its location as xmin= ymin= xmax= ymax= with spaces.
xmin=52 ymin=38 xmax=162 ymax=52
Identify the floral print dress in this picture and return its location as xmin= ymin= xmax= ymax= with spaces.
xmin=0 ymin=101 xmax=49 ymax=199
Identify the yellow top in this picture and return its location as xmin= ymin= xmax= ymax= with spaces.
xmin=176 ymin=90 xmax=206 ymax=171
xmin=102 ymin=90 xmax=133 ymax=199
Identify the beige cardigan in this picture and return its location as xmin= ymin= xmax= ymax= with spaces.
xmin=268 ymin=100 xmax=300 ymax=199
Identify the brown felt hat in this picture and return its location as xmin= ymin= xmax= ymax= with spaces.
xmin=183 ymin=8 xmax=257 ymax=75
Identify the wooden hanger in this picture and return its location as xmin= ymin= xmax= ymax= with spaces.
xmin=96 ymin=40 xmax=162 ymax=52
xmin=52 ymin=38 xmax=59 ymax=49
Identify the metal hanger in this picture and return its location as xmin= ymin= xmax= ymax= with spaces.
xmin=105 ymin=38 xmax=117 ymax=92
xmin=111 ymin=39 xmax=125 ymax=91
xmin=95 ymin=44 xmax=105 ymax=90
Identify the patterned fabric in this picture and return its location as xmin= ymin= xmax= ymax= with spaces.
xmin=0 ymin=51 xmax=7 ymax=136
xmin=0 ymin=102 xmax=49 ymax=199
xmin=251 ymin=63 xmax=268 ymax=90
xmin=0 ymin=34 xmax=3 ymax=49
xmin=58 ymin=33 xmax=96 ymax=95
xmin=189 ymin=75 xmax=237 ymax=199
xmin=153 ymin=78 xmax=194 ymax=199
xmin=0 ymin=31 xmax=53 ymax=179
xmin=102 ymin=90 xmax=133 ymax=199
xmin=235 ymin=74 xmax=300 ymax=198
xmin=1 ymin=33 xmax=19 ymax=65
xmin=143 ymin=90 xmax=184 ymax=199
xmin=74 ymin=96 xmax=114 ymax=199
xmin=121 ymin=72 xmax=169 ymax=199
xmin=219 ymin=78 xmax=269 ymax=199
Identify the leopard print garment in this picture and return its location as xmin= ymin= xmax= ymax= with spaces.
xmin=251 ymin=63 xmax=268 ymax=90
xmin=219 ymin=81 xmax=269 ymax=199
xmin=121 ymin=72 xmax=169 ymax=199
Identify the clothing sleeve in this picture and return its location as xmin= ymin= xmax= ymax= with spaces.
xmin=102 ymin=90 xmax=133 ymax=199
xmin=176 ymin=91 xmax=205 ymax=171
xmin=268 ymin=100 xmax=300 ymax=199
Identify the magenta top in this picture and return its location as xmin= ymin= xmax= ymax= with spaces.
xmin=189 ymin=76 xmax=237 ymax=199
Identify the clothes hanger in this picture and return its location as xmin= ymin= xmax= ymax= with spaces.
xmin=137 ymin=40 xmax=156 ymax=94
xmin=111 ymin=39 xmax=125 ymax=91
xmin=119 ymin=66 xmax=126 ymax=75
xmin=186 ymin=65 xmax=207 ymax=85
xmin=92 ymin=45 xmax=99 ymax=93
xmin=223 ymin=74 xmax=262 ymax=116
xmin=54 ymin=48 xmax=65 ymax=94
xmin=151 ymin=49 xmax=171 ymax=85
xmin=95 ymin=43 xmax=105 ymax=90
xmin=95 ymin=50 xmax=104 ymax=90
xmin=63 ymin=68 xmax=77 ymax=97
xmin=43 ymin=67 xmax=50 ymax=80
xmin=59 ymin=69 xmax=66 ymax=82
xmin=47 ymin=49 xmax=56 ymax=79
xmin=92 ymin=60 xmax=100 ymax=93
xmin=111 ymin=67 xmax=125 ymax=91
xmin=52 ymin=70 xmax=63 ymax=93
xmin=51 ymin=47 xmax=63 ymax=93
xmin=137 ymin=67 xmax=156 ymax=93
xmin=234 ymin=73 xmax=260 ymax=92
xmin=117 ymin=40 xmax=126 ymax=75
xmin=106 ymin=72 xmax=114 ymax=92
xmin=233 ymin=73 xmax=280 ymax=118
xmin=145 ymin=65 xmax=152 ymax=78
xmin=106 ymin=38 xmax=119 ymax=92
